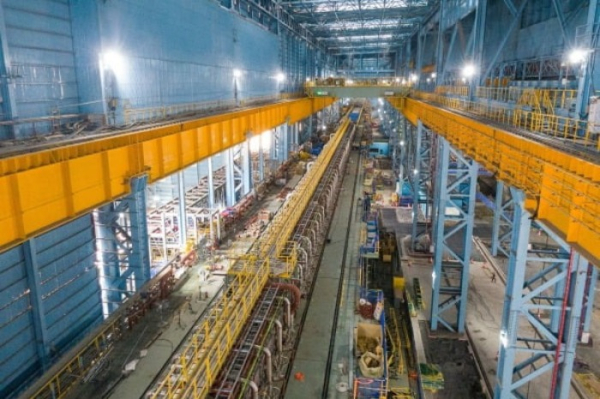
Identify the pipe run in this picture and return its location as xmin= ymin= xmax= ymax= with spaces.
xmin=255 ymin=345 xmax=273 ymax=385
xmin=273 ymin=319 xmax=283 ymax=353
xmin=240 ymin=378 xmax=259 ymax=399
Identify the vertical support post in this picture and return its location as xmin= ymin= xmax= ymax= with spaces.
xmin=207 ymin=157 xmax=215 ymax=209
xmin=495 ymin=192 xmax=586 ymax=398
xmin=242 ymin=140 xmax=252 ymax=195
xmin=23 ymin=239 xmax=50 ymax=369
xmin=490 ymin=181 xmax=514 ymax=258
xmin=575 ymin=0 xmax=600 ymax=117
xmin=430 ymin=138 xmax=478 ymax=333
xmin=491 ymin=180 xmax=504 ymax=256
xmin=177 ymin=172 xmax=187 ymax=250
xmin=582 ymin=265 xmax=598 ymax=337
xmin=127 ymin=175 xmax=151 ymax=289
xmin=258 ymin=133 xmax=265 ymax=181
xmin=225 ymin=148 xmax=236 ymax=207
xmin=411 ymin=121 xmax=423 ymax=251
xmin=282 ymin=123 xmax=290 ymax=161
xmin=495 ymin=188 xmax=531 ymax=399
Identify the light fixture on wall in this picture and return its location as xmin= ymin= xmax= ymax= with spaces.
xmin=568 ymin=48 xmax=589 ymax=64
xmin=101 ymin=50 xmax=125 ymax=74
xmin=233 ymin=69 xmax=242 ymax=78
xmin=462 ymin=63 xmax=476 ymax=78
xmin=276 ymin=73 xmax=286 ymax=83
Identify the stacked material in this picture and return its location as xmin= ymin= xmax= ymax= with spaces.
xmin=419 ymin=363 xmax=445 ymax=392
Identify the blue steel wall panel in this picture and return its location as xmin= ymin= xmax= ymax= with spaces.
xmin=34 ymin=215 xmax=102 ymax=350
xmin=0 ymin=216 xmax=102 ymax=397
xmin=0 ymin=246 xmax=38 ymax=396
xmin=71 ymin=0 xmax=279 ymax=120
xmin=483 ymin=0 xmax=587 ymax=65
xmin=3 ymin=0 xmax=80 ymax=139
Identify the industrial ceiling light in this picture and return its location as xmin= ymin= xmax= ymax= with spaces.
xmin=431 ymin=72 xmax=437 ymax=78
xmin=395 ymin=77 xmax=400 ymax=83
xmin=101 ymin=50 xmax=125 ymax=73
xmin=233 ymin=69 xmax=242 ymax=78
xmin=276 ymin=73 xmax=285 ymax=82
xmin=462 ymin=63 xmax=476 ymax=78
xmin=400 ymin=140 xmax=405 ymax=146
xmin=410 ymin=73 xmax=418 ymax=82
xmin=568 ymin=48 xmax=589 ymax=64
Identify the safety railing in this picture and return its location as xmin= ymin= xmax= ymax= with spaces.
xmin=257 ymin=113 xmax=352 ymax=258
xmin=413 ymin=91 xmax=599 ymax=151
xmin=306 ymin=78 xmax=412 ymax=88
xmin=124 ymin=92 xmax=303 ymax=125
xmin=148 ymin=257 xmax=270 ymax=399
xmin=435 ymin=85 xmax=469 ymax=97
xmin=475 ymin=87 xmax=577 ymax=110
xmin=31 ymin=320 xmax=122 ymax=399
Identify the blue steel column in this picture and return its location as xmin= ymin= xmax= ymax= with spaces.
xmin=582 ymin=265 xmax=598 ymax=339
xmin=258 ymin=133 xmax=265 ymax=181
xmin=177 ymin=172 xmax=187 ymax=250
xmin=495 ymin=188 xmax=531 ymax=399
xmin=575 ymin=0 xmax=600 ymax=118
xmin=430 ymin=138 xmax=478 ymax=333
xmin=207 ymin=157 xmax=215 ymax=209
xmin=495 ymin=186 xmax=590 ymax=399
xmin=127 ymin=176 xmax=151 ymax=289
xmin=242 ymin=140 xmax=252 ymax=195
xmin=412 ymin=120 xmax=431 ymax=251
xmin=23 ymin=239 xmax=50 ymax=369
xmin=491 ymin=181 xmax=514 ymax=258
xmin=225 ymin=148 xmax=236 ymax=207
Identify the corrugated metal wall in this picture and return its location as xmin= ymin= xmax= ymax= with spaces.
xmin=2 ymin=0 xmax=80 ymax=138
xmin=0 ymin=216 xmax=101 ymax=397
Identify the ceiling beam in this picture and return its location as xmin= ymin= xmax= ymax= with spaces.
xmin=289 ymin=8 xmax=429 ymax=23
xmin=311 ymin=26 xmax=414 ymax=37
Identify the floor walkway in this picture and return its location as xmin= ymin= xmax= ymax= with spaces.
xmin=285 ymin=150 xmax=363 ymax=399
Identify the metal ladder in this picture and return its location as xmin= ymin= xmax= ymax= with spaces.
xmin=213 ymin=286 xmax=279 ymax=397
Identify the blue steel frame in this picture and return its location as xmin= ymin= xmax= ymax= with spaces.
xmin=94 ymin=175 xmax=151 ymax=316
xmin=22 ymin=239 xmax=50 ymax=370
xmin=411 ymin=120 xmax=432 ymax=251
xmin=430 ymin=137 xmax=478 ymax=333
xmin=495 ymin=187 xmax=590 ymax=399
xmin=491 ymin=181 xmax=514 ymax=258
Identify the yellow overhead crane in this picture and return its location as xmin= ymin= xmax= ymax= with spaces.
xmin=388 ymin=94 xmax=600 ymax=265
xmin=0 ymin=97 xmax=335 ymax=253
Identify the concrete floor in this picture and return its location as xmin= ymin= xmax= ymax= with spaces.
xmin=284 ymin=151 xmax=363 ymax=399
xmin=67 ymin=181 xmax=300 ymax=399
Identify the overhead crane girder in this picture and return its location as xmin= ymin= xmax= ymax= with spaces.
xmin=0 ymin=97 xmax=335 ymax=253
xmin=389 ymin=97 xmax=600 ymax=267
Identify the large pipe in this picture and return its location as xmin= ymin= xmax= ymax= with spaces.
xmin=273 ymin=319 xmax=283 ymax=353
xmin=240 ymin=378 xmax=259 ymax=399
xmin=255 ymin=345 xmax=273 ymax=385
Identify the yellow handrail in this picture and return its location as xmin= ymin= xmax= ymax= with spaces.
xmin=412 ymin=91 xmax=599 ymax=150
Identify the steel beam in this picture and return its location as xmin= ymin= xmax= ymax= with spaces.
xmin=430 ymin=138 xmax=478 ymax=333
xmin=0 ymin=97 xmax=335 ymax=253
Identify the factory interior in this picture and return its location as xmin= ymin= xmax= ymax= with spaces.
xmin=0 ymin=1 xmax=600 ymax=399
